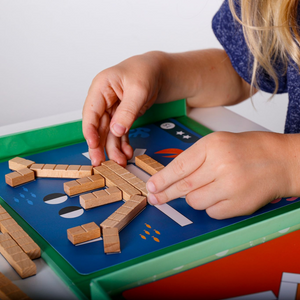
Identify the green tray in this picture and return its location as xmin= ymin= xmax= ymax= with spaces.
xmin=1 ymin=99 xmax=300 ymax=300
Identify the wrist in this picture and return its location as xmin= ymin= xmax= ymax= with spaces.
xmin=142 ymin=51 xmax=169 ymax=100
xmin=283 ymin=133 xmax=300 ymax=197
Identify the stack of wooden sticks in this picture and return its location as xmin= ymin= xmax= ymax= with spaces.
xmin=4 ymin=155 xmax=164 ymax=254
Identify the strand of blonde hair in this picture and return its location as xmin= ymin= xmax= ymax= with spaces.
xmin=228 ymin=0 xmax=300 ymax=96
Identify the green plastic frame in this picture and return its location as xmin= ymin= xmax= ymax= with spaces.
xmin=1 ymin=99 xmax=300 ymax=300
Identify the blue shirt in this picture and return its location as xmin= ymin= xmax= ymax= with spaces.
xmin=212 ymin=0 xmax=300 ymax=133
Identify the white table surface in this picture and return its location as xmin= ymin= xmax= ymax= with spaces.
xmin=0 ymin=107 xmax=268 ymax=300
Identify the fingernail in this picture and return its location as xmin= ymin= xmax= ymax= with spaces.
xmin=147 ymin=181 xmax=156 ymax=193
xmin=147 ymin=193 xmax=158 ymax=206
xmin=112 ymin=123 xmax=126 ymax=136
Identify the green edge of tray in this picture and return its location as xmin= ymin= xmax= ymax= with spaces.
xmin=2 ymin=99 xmax=299 ymax=299
xmin=0 ymin=100 xmax=187 ymax=163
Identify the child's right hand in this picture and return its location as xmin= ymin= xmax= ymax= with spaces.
xmin=82 ymin=52 xmax=163 ymax=167
xmin=146 ymin=131 xmax=299 ymax=219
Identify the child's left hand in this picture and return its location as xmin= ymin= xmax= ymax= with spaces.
xmin=146 ymin=131 xmax=299 ymax=219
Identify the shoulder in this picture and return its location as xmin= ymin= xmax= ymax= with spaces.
xmin=212 ymin=0 xmax=241 ymax=34
xmin=212 ymin=0 xmax=253 ymax=85
xmin=212 ymin=0 xmax=244 ymax=52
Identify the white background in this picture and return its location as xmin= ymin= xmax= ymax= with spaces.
xmin=0 ymin=0 xmax=288 ymax=133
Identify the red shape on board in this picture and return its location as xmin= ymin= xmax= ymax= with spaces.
xmin=271 ymin=198 xmax=282 ymax=204
xmin=155 ymin=148 xmax=183 ymax=158
xmin=286 ymin=197 xmax=298 ymax=201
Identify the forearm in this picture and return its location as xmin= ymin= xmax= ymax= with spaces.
xmin=151 ymin=49 xmax=254 ymax=107
xmin=284 ymin=133 xmax=300 ymax=197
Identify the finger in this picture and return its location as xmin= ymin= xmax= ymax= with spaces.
xmin=83 ymin=79 xmax=118 ymax=165
xmin=110 ymin=87 xmax=148 ymax=137
xmin=147 ymin=165 xmax=216 ymax=205
xmin=105 ymin=131 xmax=128 ymax=167
xmin=205 ymin=199 xmax=248 ymax=220
xmin=206 ymin=193 xmax=272 ymax=220
xmin=121 ymin=134 xmax=133 ymax=160
xmin=205 ymin=200 xmax=232 ymax=219
xmin=146 ymin=138 xmax=207 ymax=194
xmin=107 ymin=102 xmax=133 ymax=162
xmin=82 ymin=108 xmax=102 ymax=150
xmin=82 ymin=87 xmax=106 ymax=148
xmin=185 ymin=182 xmax=225 ymax=210
xmin=87 ymin=112 xmax=110 ymax=166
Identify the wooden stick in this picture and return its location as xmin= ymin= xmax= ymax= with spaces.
xmin=0 ymin=205 xmax=41 ymax=260
xmin=8 ymin=157 xmax=35 ymax=171
xmin=0 ymin=272 xmax=31 ymax=300
xmin=64 ymin=174 xmax=105 ymax=196
xmin=102 ymin=227 xmax=120 ymax=254
xmin=67 ymin=222 xmax=101 ymax=245
xmin=30 ymin=164 xmax=92 ymax=178
xmin=79 ymin=186 xmax=122 ymax=209
xmin=102 ymin=160 xmax=147 ymax=196
xmin=100 ymin=195 xmax=147 ymax=231
xmin=5 ymin=169 xmax=35 ymax=187
xmin=135 ymin=154 xmax=164 ymax=175
xmin=0 ymin=233 xmax=36 ymax=278
xmin=93 ymin=165 xmax=140 ymax=200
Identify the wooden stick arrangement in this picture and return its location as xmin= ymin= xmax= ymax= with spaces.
xmin=4 ymin=154 xmax=163 ymax=255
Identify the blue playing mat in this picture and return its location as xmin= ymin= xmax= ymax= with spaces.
xmin=0 ymin=118 xmax=298 ymax=275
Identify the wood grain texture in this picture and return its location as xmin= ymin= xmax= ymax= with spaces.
xmin=102 ymin=160 xmax=147 ymax=196
xmin=135 ymin=154 xmax=164 ymax=175
xmin=67 ymin=222 xmax=101 ymax=245
xmin=102 ymin=227 xmax=120 ymax=254
xmin=8 ymin=157 xmax=35 ymax=172
xmin=100 ymin=195 xmax=147 ymax=231
xmin=0 ymin=205 xmax=41 ymax=259
xmin=0 ymin=272 xmax=31 ymax=300
xmin=30 ymin=164 xmax=92 ymax=178
xmin=5 ymin=168 xmax=35 ymax=187
xmin=64 ymin=174 xmax=105 ymax=196
xmin=93 ymin=165 xmax=140 ymax=200
xmin=0 ymin=233 xmax=36 ymax=279
xmin=79 ymin=186 xmax=122 ymax=209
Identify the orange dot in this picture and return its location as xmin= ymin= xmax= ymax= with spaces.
xmin=140 ymin=234 xmax=146 ymax=240
xmin=152 ymin=236 xmax=160 ymax=243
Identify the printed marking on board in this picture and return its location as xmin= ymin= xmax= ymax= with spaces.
xmin=156 ymin=120 xmax=199 ymax=143
xmin=59 ymin=206 xmax=84 ymax=219
xmin=43 ymin=193 xmax=68 ymax=205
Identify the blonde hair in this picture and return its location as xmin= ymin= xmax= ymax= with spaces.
xmin=228 ymin=0 xmax=300 ymax=95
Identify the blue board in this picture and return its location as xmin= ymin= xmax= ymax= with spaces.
xmin=0 ymin=118 xmax=299 ymax=275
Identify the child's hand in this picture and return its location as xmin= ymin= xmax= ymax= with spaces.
xmin=83 ymin=49 xmax=255 ymax=167
xmin=146 ymin=131 xmax=298 ymax=219
xmin=82 ymin=53 xmax=163 ymax=166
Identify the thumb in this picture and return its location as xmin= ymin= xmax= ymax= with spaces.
xmin=110 ymin=87 xmax=149 ymax=137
